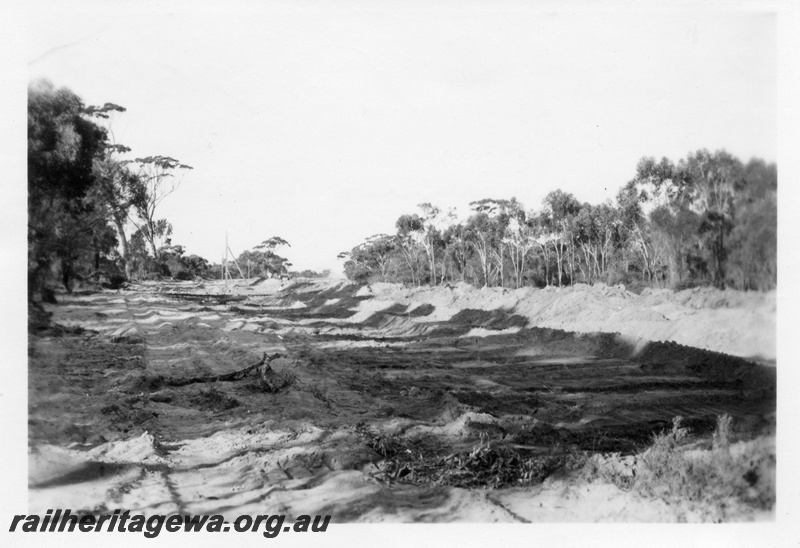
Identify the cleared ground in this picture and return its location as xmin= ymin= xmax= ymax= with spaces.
xmin=28 ymin=279 xmax=776 ymax=522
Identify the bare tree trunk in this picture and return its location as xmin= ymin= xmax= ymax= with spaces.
xmin=113 ymin=216 xmax=132 ymax=279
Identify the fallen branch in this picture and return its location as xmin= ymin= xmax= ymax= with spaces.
xmin=164 ymin=352 xmax=286 ymax=387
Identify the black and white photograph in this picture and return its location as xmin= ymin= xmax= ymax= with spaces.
xmin=4 ymin=0 xmax=799 ymax=545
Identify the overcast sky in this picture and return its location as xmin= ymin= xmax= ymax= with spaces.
xmin=26 ymin=0 xmax=777 ymax=274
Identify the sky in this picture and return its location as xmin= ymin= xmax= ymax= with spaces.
xmin=24 ymin=0 xmax=778 ymax=275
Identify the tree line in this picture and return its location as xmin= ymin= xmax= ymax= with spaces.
xmin=28 ymin=80 xmax=776 ymax=298
xmin=28 ymin=80 xmax=207 ymax=299
xmin=28 ymin=80 xmax=322 ymax=301
xmin=340 ymin=150 xmax=776 ymax=292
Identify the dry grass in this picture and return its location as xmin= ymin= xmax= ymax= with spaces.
xmin=581 ymin=415 xmax=775 ymax=521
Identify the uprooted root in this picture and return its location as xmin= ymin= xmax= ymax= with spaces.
xmin=162 ymin=352 xmax=286 ymax=387
xmin=256 ymin=369 xmax=297 ymax=393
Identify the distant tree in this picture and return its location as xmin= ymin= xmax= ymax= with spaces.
xmin=395 ymin=214 xmax=426 ymax=285
xmin=500 ymin=201 xmax=536 ymax=288
xmin=542 ymin=190 xmax=581 ymax=285
xmin=636 ymin=150 xmax=743 ymax=287
xmin=616 ymin=179 xmax=658 ymax=283
xmin=463 ymin=212 xmax=495 ymax=287
xmin=529 ymin=212 xmax=555 ymax=285
xmin=348 ymin=234 xmax=397 ymax=282
xmin=469 ymin=199 xmax=517 ymax=287
xmin=726 ymin=159 xmax=777 ymax=290
xmin=255 ymin=236 xmax=291 ymax=276
xmin=256 ymin=236 xmax=291 ymax=253
xmin=415 ymin=204 xmax=455 ymax=285
xmin=572 ymin=201 xmax=622 ymax=283
xmin=442 ymin=222 xmax=473 ymax=283
xmin=238 ymin=237 xmax=291 ymax=278
xmin=154 ymin=239 xmax=184 ymax=278
xmin=338 ymin=151 xmax=775 ymax=293
xmin=182 ymin=254 xmax=211 ymax=279
xmin=129 ymin=155 xmax=193 ymax=259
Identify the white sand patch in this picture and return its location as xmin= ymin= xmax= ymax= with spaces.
xmin=107 ymin=323 xmax=143 ymax=341
xmin=493 ymin=481 xmax=679 ymax=522
xmin=461 ymin=326 xmax=522 ymax=338
xmin=314 ymin=340 xmax=408 ymax=349
xmin=28 ymin=445 xmax=93 ymax=486
xmin=348 ymin=282 xmax=775 ymax=360
xmin=344 ymin=300 xmax=402 ymax=323
xmin=222 ymin=321 xmax=245 ymax=331
xmin=88 ymin=432 xmax=166 ymax=464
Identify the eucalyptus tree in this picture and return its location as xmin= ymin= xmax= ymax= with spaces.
xmin=417 ymin=203 xmax=457 ymax=285
xmin=464 ymin=199 xmax=515 ymax=287
xmin=395 ymin=214 xmax=425 ymax=286
xmin=28 ymin=80 xmax=110 ymax=297
xmin=128 ymin=155 xmax=193 ymax=259
xmin=541 ymin=190 xmax=581 ymax=285
xmin=572 ymin=201 xmax=622 ymax=283
xmin=362 ymin=234 xmax=398 ymax=282
xmin=241 ymin=236 xmax=292 ymax=277
xmin=442 ymin=222 xmax=473 ymax=283
xmin=635 ymin=150 xmax=743 ymax=287
xmin=339 ymin=234 xmax=396 ymax=282
xmin=501 ymin=203 xmax=537 ymax=288
xmin=84 ymin=101 xmax=145 ymax=280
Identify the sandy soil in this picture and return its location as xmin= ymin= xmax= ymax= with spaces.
xmin=28 ymin=279 xmax=776 ymax=522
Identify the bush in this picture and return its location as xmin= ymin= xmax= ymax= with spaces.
xmin=582 ymin=415 xmax=775 ymax=521
xmin=105 ymin=274 xmax=127 ymax=289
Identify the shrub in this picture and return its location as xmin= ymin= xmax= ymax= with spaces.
xmin=582 ymin=415 xmax=775 ymax=521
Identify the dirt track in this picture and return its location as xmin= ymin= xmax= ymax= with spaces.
xmin=28 ymin=279 xmax=776 ymax=522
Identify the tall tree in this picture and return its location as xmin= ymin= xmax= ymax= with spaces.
xmin=501 ymin=202 xmax=536 ymax=288
xmin=28 ymin=80 xmax=109 ymax=298
xmin=442 ymin=222 xmax=473 ymax=283
xmin=129 ymin=155 xmax=193 ymax=259
xmin=92 ymin=150 xmax=141 ymax=279
xmin=395 ymin=214 xmax=425 ymax=286
xmin=465 ymin=199 xmax=515 ymax=287
xmin=542 ymin=190 xmax=581 ymax=285
xmin=86 ymin=101 xmax=142 ymax=280
xmin=636 ymin=150 xmax=743 ymax=287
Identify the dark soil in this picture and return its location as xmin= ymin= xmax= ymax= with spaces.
xmin=28 ymin=282 xmax=776 ymax=493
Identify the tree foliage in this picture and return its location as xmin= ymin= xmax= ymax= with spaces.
xmin=235 ymin=237 xmax=292 ymax=279
xmin=28 ymin=80 xmax=207 ymax=297
xmin=341 ymin=150 xmax=776 ymax=292
xmin=28 ymin=80 xmax=112 ymax=296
